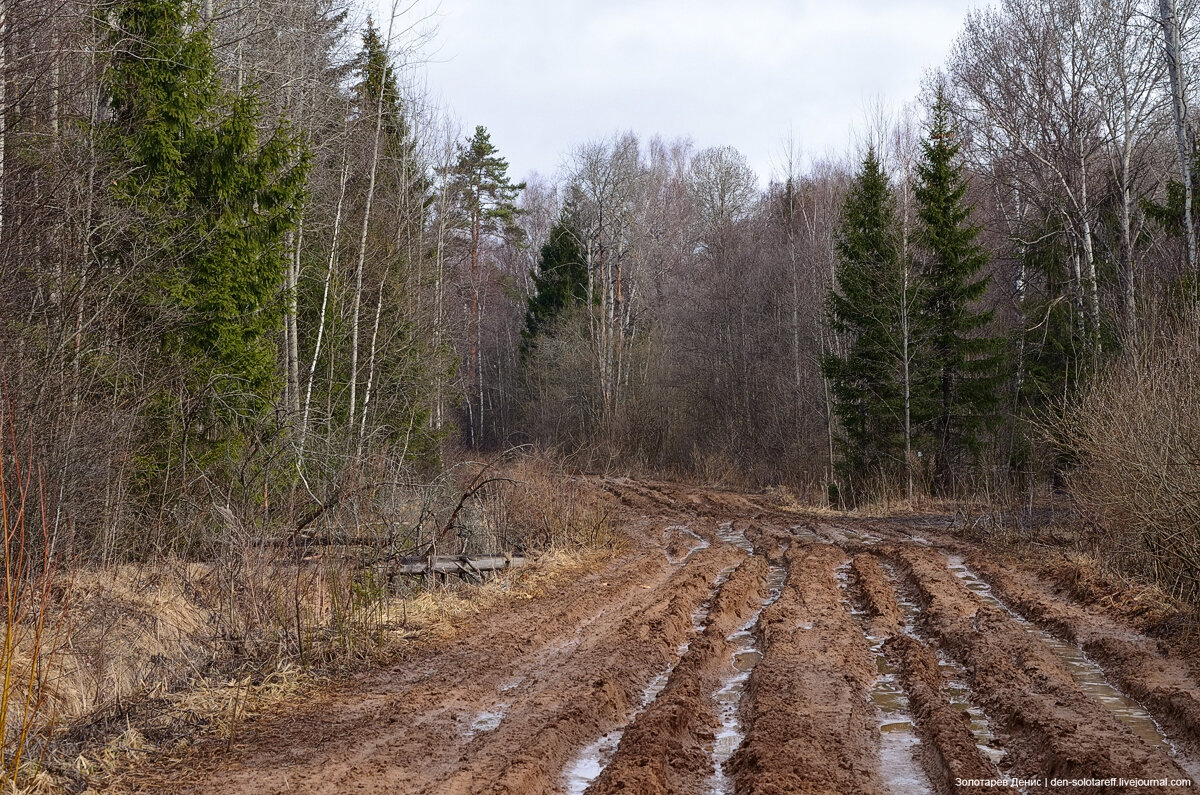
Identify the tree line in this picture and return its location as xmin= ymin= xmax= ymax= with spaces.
xmin=3 ymin=0 xmax=1200 ymax=563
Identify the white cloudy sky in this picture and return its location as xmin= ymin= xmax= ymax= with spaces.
xmin=373 ymin=0 xmax=983 ymax=183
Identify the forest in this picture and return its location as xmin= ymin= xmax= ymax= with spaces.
xmin=2 ymin=0 xmax=1200 ymax=790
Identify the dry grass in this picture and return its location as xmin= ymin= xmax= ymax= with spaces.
xmin=0 ymin=455 xmax=620 ymax=792
xmin=388 ymin=544 xmax=620 ymax=646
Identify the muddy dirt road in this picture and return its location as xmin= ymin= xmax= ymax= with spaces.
xmin=139 ymin=480 xmax=1200 ymax=794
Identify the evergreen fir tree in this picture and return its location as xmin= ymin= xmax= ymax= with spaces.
xmin=822 ymin=147 xmax=916 ymax=500
xmin=913 ymin=88 xmax=1005 ymax=490
xmin=103 ymin=0 xmax=307 ymax=466
xmin=521 ymin=217 xmax=588 ymax=353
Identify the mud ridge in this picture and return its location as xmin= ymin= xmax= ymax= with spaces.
xmin=582 ymin=554 xmax=770 ymax=795
xmin=851 ymin=553 xmax=1016 ymax=795
xmin=728 ymin=542 xmax=885 ymax=794
xmin=483 ymin=544 xmax=745 ymax=795
xmin=966 ymin=554 xmax=1200 ymax=761
xmin=891 ymin=545 xmax=1189 ymax=793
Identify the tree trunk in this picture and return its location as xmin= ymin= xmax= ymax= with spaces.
xmin=358 ymin=282 xmax=385 ymax=453
xmin=469 ymin=200 xmax=481 ymax=447
xmin=0 ymin=0 xmax=7 ymax=254
xmin=348 ymin=11 xmax=394 ymax=434
xmin=300 ymin=148 xmax=349 ymax=459
xmin=1161 ymin=0 xmax=1197 ymax=280
xmin=286 ymin=223 xmax=302 ymax=417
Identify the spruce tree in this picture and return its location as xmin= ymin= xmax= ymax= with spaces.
xmin=521 ymin=217 xmax=588 ymax=353
xmin=103 ymin=0 xmax=307 ymax=471
xmin=343 ymin=19 xmax=440 ymax=458
xmin=823 ymin=148 xmax=917 ymax=500
xmin=913 ymin=88 xmax=1005 ymax=490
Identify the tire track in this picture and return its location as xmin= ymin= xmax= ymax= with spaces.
xmin=890 ymin=544 xmax=1190 ymax=793
xmin=966 ymin=554 xmax=1200 ymax=762
xmin=728 ymin=542 xmax=886 ymax=794
xmin=581 ymin=554 xmax=770 ymax=794
xmin=850 ymin=552 xmax=1016 ymax=795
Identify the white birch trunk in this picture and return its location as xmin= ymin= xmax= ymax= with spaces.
xmin=299 ymin=148 xmax=349 ymax=458
xmin=348 ymin=10 xmax=396 ymax=434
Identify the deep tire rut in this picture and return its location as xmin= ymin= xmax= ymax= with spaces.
xmin=140 ymin=481 xmax=1200 ymax=795
xmin=890 ymin=544 xmax=1191 ymax=793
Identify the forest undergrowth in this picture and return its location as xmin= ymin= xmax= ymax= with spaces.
xmin=0 ymin=427 xmax=618 ymax=793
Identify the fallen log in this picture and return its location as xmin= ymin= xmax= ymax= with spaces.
xmin=393 ymin=554 xmax=527 ymax=576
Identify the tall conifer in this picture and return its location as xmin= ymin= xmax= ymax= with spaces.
xmin=103 ymin=0 xmax=307 ymax=472
xmin=448 ymin=126 xmax=524 ymax=446
xmin=823 ymin=148 xmax=919 ymax=500
xmin=913 ymin=88 xmax=1005 ymax=489
xmin=521 ymin=217 xmax=587 ymax=353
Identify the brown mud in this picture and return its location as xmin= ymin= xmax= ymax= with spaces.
xmin=127 ymin=481 xmax=1200 ymax=795
xmin=583 ymin=554 xmax=769 ymax=795
xmin=727 ymin=542 xmax=884 ymax=794
xmin=967 ymin=555 xmax=1200 ymax=759
xmin=852 ymin=553 xmax=1015 ymax=795
xmin=891 ymin=544 xmax=1192 ymax=793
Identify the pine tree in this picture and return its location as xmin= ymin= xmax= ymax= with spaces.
xmin=823 ymin=147 xmax=919 ymax=501
xmin=913 ymin=88 xmax=1005 ymax=490
xmin=103 ymin=0 xmax=307 ymax=477
xmin=447 ymin=125 xmax=524 ymax=447
xmin=521 ymin=216 xmax=588 ymax=353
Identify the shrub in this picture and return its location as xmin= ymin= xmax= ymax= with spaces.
xmin=1057 ymin=304 xmax=1200 ymax=603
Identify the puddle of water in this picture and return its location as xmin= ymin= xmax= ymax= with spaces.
xmin=879 ymin=559 xmax=1007 ymax=768
xmin=707 ymin=564 xmax=788 ymax=795
xmin=463 ymin=704 xmax=508 ymax=739
xmin=939 ymin=654 xmax=1008 ymax=768
xmin=789 ymin=525 xmax=823 ymax=544
xmin=837 ymin=563 xmax=934 ymax=795
xmin=563 ymin=730 xmax=622 ymax=794
xmin=946 ymin=556 xmax=1179 ymax=755
xmin=716 ymin=521 xmax=754 ymax=553
xmin=666 ymin=524 xmax=710 ymax=564
xmin=841 ymin=527 xmax=883 ymax=546
xmin=880 ymin=731 xmax=930 ymax=793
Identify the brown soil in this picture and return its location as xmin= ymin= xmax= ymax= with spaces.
xmin=728 ymin=542 xmax=884 ymax=794
xmin=967 ymin=555 xmax=1200 ymax=757
xmin=125 ymin=481 xmax=1200 ymax=795
xmin=891 ymin=544 xmax=1192 ymax=793
xmin=585 ymin=554 xmax=769 ymax=795
xmin=851 ymin=553 xmax=1015 ymax=795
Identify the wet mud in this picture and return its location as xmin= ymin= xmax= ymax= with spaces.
xmin=132 ymin=481 xmax=1199 ymax=795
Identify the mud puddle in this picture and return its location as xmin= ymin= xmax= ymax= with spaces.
xmin=564 ymin=564 xmax=736 ymax=793
xmin=947 ymin=555 xmax=1176 ymax=753
xmin=938 ymin=652 xmax=1008 ymax=767
xmin=716 ymin=521 xmax=754 ymax=553
xmin=666 ymin=525 xmax=709 ymax=564
xmin=841 ymin=527 xmax=883 ymax=546
xmin=836 ymin=563 xmax=934 ymax=795
xmin=706 ymin=564 xmax=788 ymax=794
xmin=882 ymin=560 xmax=1007 ymax=767
xmin=463 ymin=704 xmax=508 ymax=739
xmin=563 ymin=730 xmax=623 ymax=794
xmin=790 ymin=525 xmax=823 ymax=544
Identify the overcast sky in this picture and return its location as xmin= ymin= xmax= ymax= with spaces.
xmin=376 ymin=0 xmax=983 ymax=184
